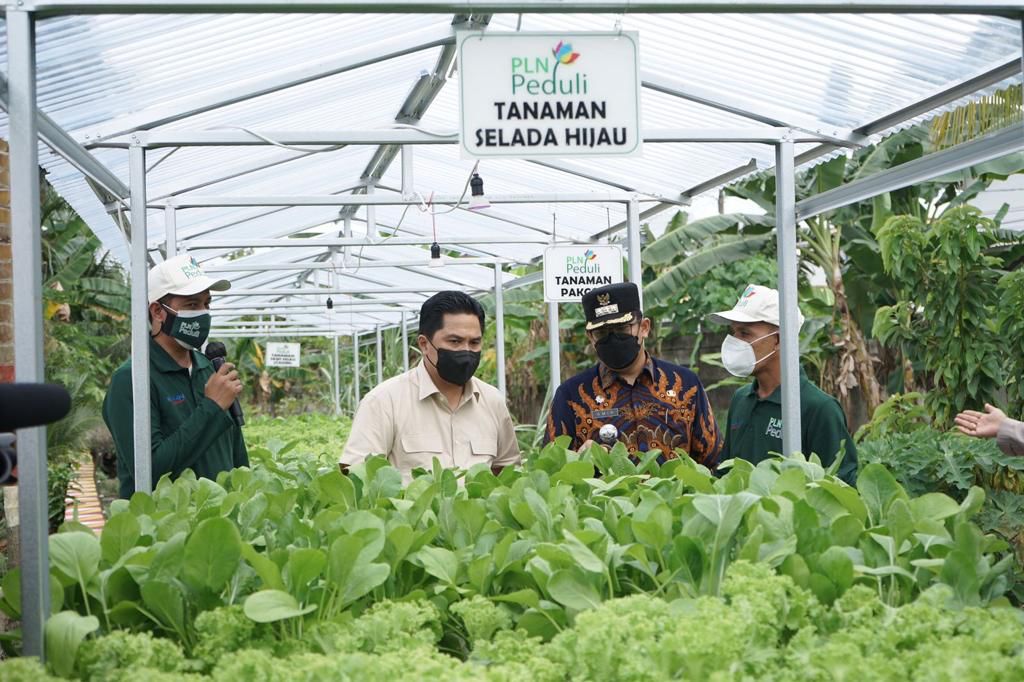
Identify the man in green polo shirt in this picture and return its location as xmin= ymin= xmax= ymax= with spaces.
xmin=708 ymin=284 xmax=857 ymax=484
xmin=103 ymin=254 xmax=248 ymax=498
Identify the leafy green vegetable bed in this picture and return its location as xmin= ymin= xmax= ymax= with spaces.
xmin=5 ymin=562 xmax=1023 ymax=681
xmin=242 ymin=413 xmax=351 ymax=462
xmin=2 ymin=439 xmax=1022 ymax=680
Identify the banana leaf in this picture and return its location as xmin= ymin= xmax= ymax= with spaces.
xmin=643 ymin=213 xmax=775 ymax=266
xmin=644 ymin=233 xmax=773 ymax=303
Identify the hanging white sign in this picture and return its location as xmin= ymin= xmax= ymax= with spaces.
xmin=457 ymin=31 xmax=642 ymax=159
xmin=543 ymin=245 xmax=624 ymax=303
xmin=266 ymin=342 xmax=301 ymax=368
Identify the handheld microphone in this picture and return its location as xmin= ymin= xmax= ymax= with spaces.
xmin=0 ymin=382 xmax=73 ymax=484
xmin=598 ymin=423 xmax=619 ymax=445
xmin=203 ymin=341 xmax=245 ymax=427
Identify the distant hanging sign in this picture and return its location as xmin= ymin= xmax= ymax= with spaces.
xmin=266 ymin=342 xmax=301 ymax=368
xmin=457 ymin=31 xmax=642 ymax=159
xmin=543 ymin=245 xmax=624 ymax=303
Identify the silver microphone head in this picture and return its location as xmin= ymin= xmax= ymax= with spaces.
xmin=598 ymin=423 xmax=619 ymax=445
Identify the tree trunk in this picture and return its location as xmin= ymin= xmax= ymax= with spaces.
xmin=902 ymin=355 xmax=916 ymax=393
xmin=830 ymin=264 xmax=884 ymax=423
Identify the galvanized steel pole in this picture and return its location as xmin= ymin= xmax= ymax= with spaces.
xmin=548 ymin=302 xmax=561 ymax=396
xmin=333 ymin=335 xmax=340 ymax=415
xmin=494 ymin=263 xmax=506 ymax=396
xmin=775 ymin=140 xmax=802 ymax=457
xmin=164 ymin=205 xmax=177 ymax=257
xmin=403 ymin=311 xmax=411 ymax=372
xmin=627 ymin=197 xmax=643 ymax=310
xmin=353 ymin=333 xmax=361 ymax=412
xmin=8 ymin=8 xmax=48 ymax=659
xmin=375 ymin=324 xmax=383 ymax=384
xmin=129 ymin=145 xmax=152 ymax=492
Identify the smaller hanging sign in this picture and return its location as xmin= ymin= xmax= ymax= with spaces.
xmin=266 ymin=342 xmax=301 ymax=368
xmin=543 ymin=245 xmax=624 ymax=302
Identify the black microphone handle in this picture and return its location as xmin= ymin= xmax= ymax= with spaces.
xmin=209 ymin=355 xmax=245 ymax=427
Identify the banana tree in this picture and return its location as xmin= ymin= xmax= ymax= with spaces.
xmin=929 ymin=83 xmax=1021 ymax=151
xmin=641 ymin=156 xmax=888 ymax=419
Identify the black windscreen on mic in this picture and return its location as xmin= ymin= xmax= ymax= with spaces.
xmin=204 ymin=341 xmax=227 ymax=363
xmin=0 ymin=383 xmax=72 ymax=432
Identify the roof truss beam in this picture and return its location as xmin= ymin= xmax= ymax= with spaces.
xmin=640 ymin=70 xmax=868 ymax=147
xmin=24 ymin=2 xmax=1024 ymax=17
xmin=0 ymin=73 xmax=128 ymax=201
xmin=796 ymin=121 xmax=1024 ymax=220
xmin=525 ymin=158 xmax=690 ymax=201
xmin=102 ymin=127 xmax=834 ymax=148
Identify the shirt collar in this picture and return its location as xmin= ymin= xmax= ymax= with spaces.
xmin=751 ymin=365 xmax=809 ymax=404
xmin=149 ymin=336 xmax=210 ymax=374
xmin=598 ymin=352 xmax=656 ymax=389
xmin=415 ymin=361 xmax=481 ymax=403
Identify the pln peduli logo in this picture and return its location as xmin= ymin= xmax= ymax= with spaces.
xmin=510 ymin=39 xmax=586 ymax=96
xmin=583 ymin=249 xmax=598 ymax=262
xmin=552 ymin=41 xmax=580 ymax=67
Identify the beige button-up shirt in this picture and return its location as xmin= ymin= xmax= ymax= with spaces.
xmin=340 ymin=362 xmax=521 ymax=481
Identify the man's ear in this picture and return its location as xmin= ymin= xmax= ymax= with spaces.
xmin=148 ymin=302 xmax=165 ymax=333
xmin=639 ymin=317 xmax=652 ymax=339
xmin=416 ymin=334 xmax=429 ymax=354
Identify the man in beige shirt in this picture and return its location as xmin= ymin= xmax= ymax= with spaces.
xmin=341 ymin=291 xmax=521 ymax=481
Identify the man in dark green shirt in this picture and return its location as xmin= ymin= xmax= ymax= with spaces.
xmin=103 ymin=254 xmax=248 ymax=498
xmin=709 ymin=284 xmax=857 ymax=484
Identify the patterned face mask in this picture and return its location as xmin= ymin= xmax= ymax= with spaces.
xmin=160 ymin=304 xmax=211 ymax=350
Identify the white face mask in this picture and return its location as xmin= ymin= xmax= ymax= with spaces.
xmin=721 ymin=332 xmax=779 ymax=377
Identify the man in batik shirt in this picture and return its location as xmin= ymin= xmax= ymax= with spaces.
xmin=546 ymin=282 xmax=722 ymax=468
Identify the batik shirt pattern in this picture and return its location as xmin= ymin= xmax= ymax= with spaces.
xmin=546 ymin=355 xmax=722 ymax=468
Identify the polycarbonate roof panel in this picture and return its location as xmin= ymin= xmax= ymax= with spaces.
xmin=0 ymin=10 xmax=1019 ymax=335
xmin=499 ymin=13 xmax=1021 ymax=130
xmin=13 ymin=13 xmax=453 ymax=136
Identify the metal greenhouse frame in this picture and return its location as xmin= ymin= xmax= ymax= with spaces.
xmin=4 ymin=0 xmax=1023 ymax=659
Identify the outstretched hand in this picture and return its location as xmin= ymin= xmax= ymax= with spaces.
xmin=954 ymin=403 xmax=1007 ymax=440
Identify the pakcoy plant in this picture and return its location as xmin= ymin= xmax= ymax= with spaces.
xmin=1 ymin=439 xmax=1014 ymax=673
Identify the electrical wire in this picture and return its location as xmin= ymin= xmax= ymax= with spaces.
xmin=210 ymin=125 xmax=348 ymax=154
xmin=388 ymin=123 xmax=459 ymax=138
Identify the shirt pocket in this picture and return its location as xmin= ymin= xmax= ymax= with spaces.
xmin=400 ymin=433 xmax=446 ymax=471
xmin=466 ymin=438 xmax=497 ymax=468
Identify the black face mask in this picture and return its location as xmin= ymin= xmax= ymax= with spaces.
xmin=429 ymin=343 xmax=481 ymax=386
xmin=595 ymin=332 xmax=641 ymax=370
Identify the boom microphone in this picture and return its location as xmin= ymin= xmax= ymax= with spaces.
xmin=0 ymin=382 xmax=73 ymax=485
xmin=0 ymin=382 xmax=72 ymax=432
xmin=204 ymin=341 xmax=245 ymax=427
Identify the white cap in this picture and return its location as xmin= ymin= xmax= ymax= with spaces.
xmin=708 ymin=284 xmax=804 ymax=329
xmin=148 ymin=254 xmax=230 ymax=304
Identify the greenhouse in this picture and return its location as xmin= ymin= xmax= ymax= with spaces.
xmin=1 ymin=1 xmax=1023 ymax=680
